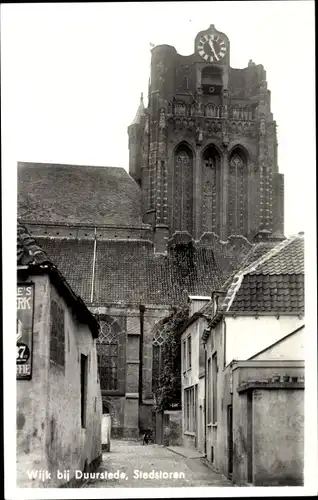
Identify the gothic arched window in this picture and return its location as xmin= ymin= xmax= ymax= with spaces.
xmin=228 ymin=149 xmax=249 ymax=236
xmin=97 ymin=319 xmax=119 ymax=391
xmin=152 ymin=323 xmax=168 ymax=394
xmin=201 ymin=145 xmax=221 ymax=235
xmin=173 ymin=144 xmax=193 ymax=234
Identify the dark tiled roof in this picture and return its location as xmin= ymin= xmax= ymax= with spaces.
xmin=198 ymin=240 xmax=279 ymax=319
xmin=35 ymin=236 xmax=247 ymax=306
xmin=33 ymin=233 xmax=281 ymax=308
xmin=224 ymin=234 xmax=304 ymax=314
xmin=18 ymin=162 xmax=142 ymax=226
xmin=250 ymin=236 xmax=304 ymax=275
xmin=17 ymin=226 xmax=99 ymax=337
xmin=239 ymin=240 xmax=279 ymax=268
xmin=35 ymin=238 xmax=95 ymax=303
xmin=230 ymin=274 xmax=304 ymax=313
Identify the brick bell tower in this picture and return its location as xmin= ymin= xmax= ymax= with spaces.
xmin=128 ymin=24 xmax=284 ymax=251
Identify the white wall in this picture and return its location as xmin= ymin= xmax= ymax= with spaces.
xmin=252 ymin=326 xmax=305 ymax=360
xmin=16 ymin=274 xmax=51 ymax=487
xmin=181 ymin=317 xmax=207 ymax=388
xmin=225 ymin=315 xmax=305 ymax=365
xmin=181 ymin=316 xmax=207 ymax=451
xmin=16 ymin=275 xmax=102 ymax=487
xmin=188 ymin=297 xmax=210 ymax=317
xmin=46 ymin=283 xmax=102 ymax=486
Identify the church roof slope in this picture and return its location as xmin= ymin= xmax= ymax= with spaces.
xmin=34 ymin=236 xmax=224 ymax=306
xmin=35 ymin=237 xmax=95 ymax=303
xmin=18 ymin=162 xmax=142 ymax=226
xmin=17 ymin=225 xmax=99 ymax=337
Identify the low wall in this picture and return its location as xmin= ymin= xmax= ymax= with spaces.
xmin=252 ymin=388 xmax=304 ymax=486
xmin=102 ymin=414 xmax=111 ymax=451
xmin=232 ymin=365 xmax=304 ymax=486
xmin=163 ymin=410 xmax=183 ymax=446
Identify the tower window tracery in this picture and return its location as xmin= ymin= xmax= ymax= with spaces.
xmin=204 ymin=156 xmax=214 ymax=169
xmin=201 ymin=146 xmax=220 ymax=234
xmin=173 ymin=144 xmax=193 ymax=234
xmin=228 ymin=148 xmax=249 ymax=236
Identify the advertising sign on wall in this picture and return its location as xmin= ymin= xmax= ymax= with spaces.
xmin=17 ymin=283 xmax=34 ymax=379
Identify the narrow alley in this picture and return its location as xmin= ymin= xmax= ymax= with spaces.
xmin=83 ymin=440 xmax=233 ymax=488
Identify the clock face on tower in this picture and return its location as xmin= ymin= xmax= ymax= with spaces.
xmin=197 ymin=34 xmax=227 ymax=62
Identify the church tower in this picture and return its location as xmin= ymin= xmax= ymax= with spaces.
xmin=128 ymin=24 xmax=284 ymax=249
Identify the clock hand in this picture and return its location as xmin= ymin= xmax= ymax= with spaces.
xmin=209 ymin=39 xmax=218 ymax=59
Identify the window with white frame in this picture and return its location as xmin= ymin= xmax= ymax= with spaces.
xmin=182 ymin=340 xmax=186 ymax=372
xmin=187 ymin=335 xmax=192 ymax=369
xmin=184 ymin=386 xmax=195 ymax=432
xmin=207 ymin=358 xmax=212 ymax=424
xmin=212 ymin=353 xmax=218 ymax=424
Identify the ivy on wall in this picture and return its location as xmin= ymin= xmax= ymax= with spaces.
xmin=153 ymin=304 xmax=189 ymax=412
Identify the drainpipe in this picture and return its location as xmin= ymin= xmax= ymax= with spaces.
xmin=90 ymin=227 xmax=97 ymax=303
xmin=139 ymin=305 xmax=145 ymax=405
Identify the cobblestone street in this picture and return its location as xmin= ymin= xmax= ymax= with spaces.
xmin=83 ymin=440 xmax=233 ymax=488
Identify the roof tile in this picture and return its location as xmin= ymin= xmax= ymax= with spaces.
xmin=18 ymin=162 xmax=142 ymax=226
xmin=221 ymin=234 xmax=304 ymax=314
xmin=36 ymin=237 xmax=224 ymax=306
xmin=17 ymin=224 xmax=51 ymax=266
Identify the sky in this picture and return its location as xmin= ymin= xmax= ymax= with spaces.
xmin=1 ymin=1 xmax=316 ymax=236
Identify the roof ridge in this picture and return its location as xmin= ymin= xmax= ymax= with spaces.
xmin=242 ymin=234 xmax=300 ymax=276
xmin=221 ymin=234 xmax=302 ymax=313
xmin=17 ymin=224 xmax=51 ymax=266
xmin=18 ymin=161 xmax=127 ymax=171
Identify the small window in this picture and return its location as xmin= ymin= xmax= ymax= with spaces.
xmin=199 ymin=338 xmax=205 ymax=376
xmin=81 ymin=354 xmax=88 ymax=428
xmin=187 ymin=336 xmax=192 ymax=369
xmin=207 ymin=358 xmax=212 ymax=424
xmin=184 ymin=387 xmax=195 ymax=432
xmin=50 ymin=300 xmax=65 ymax=368
xmin=201 ymin=65 xmax=222 ymax=85
xmin=182 ymin=340 xmax=186 ymax=372
xmin=212 ymin=353 xmax=218 ymax=424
